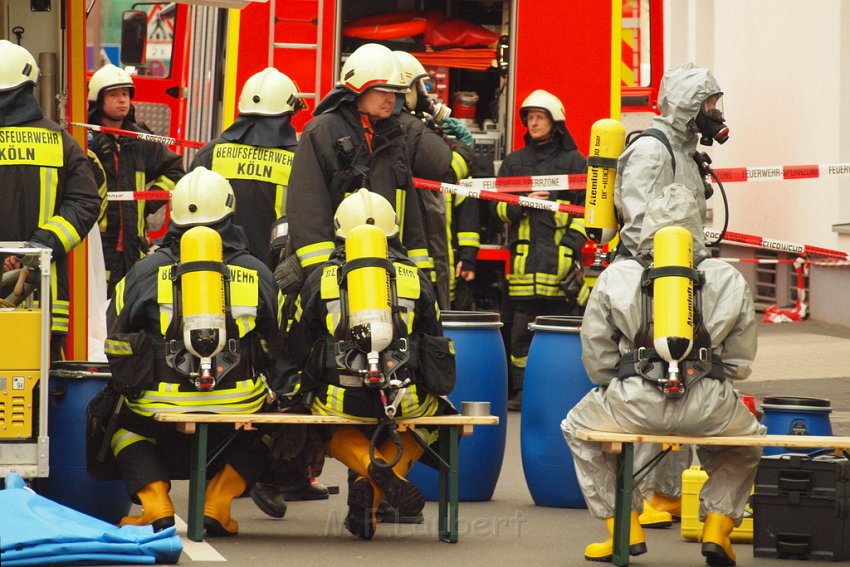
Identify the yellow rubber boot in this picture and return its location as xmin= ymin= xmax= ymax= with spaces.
xmin=650 ymin=492 xmax=682 ymax=518
xmin=203 ymin=464 xmax=247 ymax=536
xmin=325 ymin=426 xmax=376 ymax=477
xmin=372 ymin=431 xmax=426 ymax=517
xmin=120 ymin=480 xmax=175 ymax=532
xmin=639 ymin=498 xmax=673 ymax=529
xmin=584 ymin=511 xmax=647 ymax=562
xmin=326 ymin=427 xmax=383 ymax=539
xmin=345 ymin=475 xmax=382 ymax=539
xmin=701 ymin=513 xmax=736 ymax=566
xmin=379 ymin=430 xmax=425 ymax=477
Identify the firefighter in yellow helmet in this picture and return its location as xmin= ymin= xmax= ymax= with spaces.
xmin=285 ymin=43 xmax=433 ymax=290
xmin=495 ymin=89 xmax=588 ymax=411
xmin=276 ymin=189 xmax=456 ymax=539
xmin=0 ymin=40 xmax=101 ymax=360
xmin=87 ymin=63 xmax=184 ymax=298
xmin=191 ymin=67 xmax=304 ymax=267
xmin=102 ymin=167 xmax=283 ymax=536
xmin=392 ymin=50 xmax=479 ymax=310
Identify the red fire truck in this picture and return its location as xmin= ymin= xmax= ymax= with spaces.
xmin=2 ymin=0 xmax=664 ymax=357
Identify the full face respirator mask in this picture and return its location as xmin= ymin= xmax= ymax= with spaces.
xmin=694 ymin=94 xmax=729 ymax=146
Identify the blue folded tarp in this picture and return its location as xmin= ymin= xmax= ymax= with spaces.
xmin=1 ymin=473 xmax=182 ymax=566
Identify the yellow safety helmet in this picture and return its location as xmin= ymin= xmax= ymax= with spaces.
xmin=88 ymin=64 xmax=135 ymax=102
xmin=392 ymin=50 xmax=428 ymax=87
xmin=519 ymin=89 xmax=565 ymax=124
xmin=170 ymin=167 xmax=236 ymax=227
xmin=238 ymin=67 xmax=305 ymax=116
xmin=334 ymin=188 xmax=399 ymax=239
xmin=0 ymin=40 xmax=39 ymax=92
xmin=339 ymin=43 xmax=408 ymax=95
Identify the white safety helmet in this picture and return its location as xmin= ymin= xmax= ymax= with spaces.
xmin=519 ymin=89 xmax=565 ymax=124
xmin=170 ymin=167 xmax=236 ymax=227
xmin=392 ymin=50 xmax=428 ymax=87
xmin=238 ymin=67 xmax=305 ymax=116
xmin=88 ymin=64 xmax=135 ymax=102
xmin=339 ymin=43 xmax=408 ymax=94
xmin=0 ymin=40 xmax=39 ymax=92
xmin=334 ymin=188 xmax=399 ymax=239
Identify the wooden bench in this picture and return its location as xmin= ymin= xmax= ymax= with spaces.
xmin=574 ymin=430 xmax=850 ymax=567
xmin=154 ymin=412 xmax=498 ymax=543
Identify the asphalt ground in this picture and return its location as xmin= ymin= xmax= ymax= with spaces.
xmin=143 ymin=320 xmax=850 ymax=566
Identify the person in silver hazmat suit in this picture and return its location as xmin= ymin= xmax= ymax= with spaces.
xmin=561 ymin=183 xmax=764 ymax=566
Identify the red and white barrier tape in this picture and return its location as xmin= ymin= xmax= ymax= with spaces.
xmin=716 ymin=258 xmax=799 ymax=264
xmin=460 ymin=162 xmax=850 ymax=193
xmin=704 ymin=229 xmax=848 ymax=261
xmin=413 ymin=178 xmax=850 ymax=261
xmin=106 ymin=191 xmax=170 ymax=202
xmin=414 ymin=177 xmax=584 ymax=216
xmin=72 ymin=122 xmax=205 ymax=149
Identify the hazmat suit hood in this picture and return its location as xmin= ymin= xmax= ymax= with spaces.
xmin=221 ymin=113 xmax=298 ymax=148
xmin=637 ymin=182 xmax=707 ymax=258
xmin=0 ymin=85 xmax=43 ymax=126
xmin=654 ymin=62 xmax=723 ymax=147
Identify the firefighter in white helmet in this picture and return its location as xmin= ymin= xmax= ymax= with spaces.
xmin=0 ymin=40 xmax=101 ymax=360
xmin=285 ymin=43 xmax=433 ymax=289
xmin=87 ymin=63 xmax=184 ymax=298
xmin=561 ymin=183 xmax=763 ymax=566
xmin=197 ymin=69 xmax=328 ymax=516
xmin=392 ymin=50 xmax=479 ymax=311
xmin=100 ymin=167 xmax=282 ymax=536
xmin=191 ymin=67 xmax=304 ymax=267
xmin=276 ymin=189 xmax=456 ymax=540
xmin=495 ymin=89 xmax=588 ymax=411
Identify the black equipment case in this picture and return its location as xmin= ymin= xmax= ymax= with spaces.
xmin=753 ymin=453 xmax=850 ymax=561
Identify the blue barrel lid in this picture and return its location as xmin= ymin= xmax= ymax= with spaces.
xmin=762 ymin=396 xmax=831 ymax=410
xmin=441 ymin=310 xmax=503 ymax=328
xmin=529 ymin=315 xmax=582 ymax=333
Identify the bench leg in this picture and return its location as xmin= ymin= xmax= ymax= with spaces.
xmin=187 ymin=423 xmax=209 ymax=542
xmin=612 ymin=442 xmax=634 ymax=567
xmin=438 ymin=425 xmax=460 ymax=543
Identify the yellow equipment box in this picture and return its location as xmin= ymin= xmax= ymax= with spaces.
xmin=0 ymin=308 xmax=42 ymax=438
xmin=0 ymin=371 xmax=40 ymax=439
xmin=0 ymin=308 xmax=42 ymax=369
xmin=681 ymin=465 xmax=753 ymax=543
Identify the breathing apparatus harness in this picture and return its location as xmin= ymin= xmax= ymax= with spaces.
xmin=618 ymin=254 xmax=725 ymax=398
xmin=332 ymin=242 xmax=415 ymax=469
xmin=159 ymin=242 xmax=248 ymax=392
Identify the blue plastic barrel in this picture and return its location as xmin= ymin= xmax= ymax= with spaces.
xmin=406 ymin=311 xmax=508 ymax=501
xmin=40 ymin=361 xmax=132 ymax=524
xmin=761 ymin=396 xmax=832 ymax=455
xmin=521 ymin=316 xmax=591 ymax=508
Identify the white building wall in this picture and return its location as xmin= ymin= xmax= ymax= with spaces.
xmin=665 ymin=0 xmax=850 ymax=324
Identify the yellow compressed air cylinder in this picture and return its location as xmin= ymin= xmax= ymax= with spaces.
xmin=345 ymin=223 xmax=393 ymax=353
xmin=180 ymin=226 xmax=226 ymax=359
xmin=585 ymin=118 xmax=625 ymax=245
xmin=653 ymin=226 xmax=694 ymax=364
